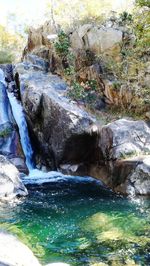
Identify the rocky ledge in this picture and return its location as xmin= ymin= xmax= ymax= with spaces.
xmin=0 ymin=155 xmax=27 ymax=201
xmin=0 ymin=231 xmax=69 ymax=266
xmin=15 ymin=61 xmax=98 ymax=172
xmin=13 ymin=57 xmax=150 ymax=196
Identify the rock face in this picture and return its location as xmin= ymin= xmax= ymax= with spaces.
xmin=70 ymin=25 xmax=122 ymax=56
xmin=99 ymin=119 xmax=150 ymax=195
xmin=0 ymin=231 xmax=41 ymax=266
xmin=99 ymin=119 xmax=150 ymax=161
xmin=15 ymin=59 xmax=150 ymax=195
xmin=0 ymin=155 xmax=27 ymax=200
xmin=127 ymin=157 xmax=150 ymax=195
xmin=15 ymin=61 xmax=98 ymax=170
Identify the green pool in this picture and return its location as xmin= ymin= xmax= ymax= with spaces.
xmin=0 ymin=178 xmax=150 ymax=266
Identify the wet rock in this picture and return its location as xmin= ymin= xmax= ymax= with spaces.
xmin=9 ymin=156 xmax=28 ymax=174
xmin=0 ymin=155 xmax=28 ymax=201
xmin=0 ymin=67 xmax=26 ymax=167
xmin=0 ymin=231 xmax=41 ymax=266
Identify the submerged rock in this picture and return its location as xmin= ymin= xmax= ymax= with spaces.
xmin=0 ymin=155 xmax=27 ymax=201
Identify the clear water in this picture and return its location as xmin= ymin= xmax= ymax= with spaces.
xmin=0 ymin=179 xmax=150 ymax=266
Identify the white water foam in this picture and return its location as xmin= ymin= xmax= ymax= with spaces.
xmin=22 ymin=168 xmax=100 ymax=185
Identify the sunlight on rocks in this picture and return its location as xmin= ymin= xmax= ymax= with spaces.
xmin=98 ymin=228 xmax=123 ymax=241
xmin=77 ymin=237 xmax=91 ymax=250
xmin=90 ymin=262 xmax=108 ymax=266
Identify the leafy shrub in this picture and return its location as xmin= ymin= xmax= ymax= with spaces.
xmin=0 ymin=50 xmax=14 ymax=64
xmin=68 ymin=81 xmax=85 ymax=101
xmin=136 ymin=0 xmax=150 ymax=7
xmin=54 ymin=30 xmax=70 ymax=56
xmin=119 ymin=12 xmax=133 ymax=26
xmin=68 ymin=79 xmax=99 ymax=106
xmin=0 ymin=127 xmax=12 ymax=138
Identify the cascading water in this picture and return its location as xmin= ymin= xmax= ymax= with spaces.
xmin=0 ymin=69 xmax=11 ymax=123
xmin=0 ymin=67 xmax=108 ymax=189
xmin=7 ymin=92 xmax=34 ymax=170
xmin=0 ymin=68 xmax=34 ymax=169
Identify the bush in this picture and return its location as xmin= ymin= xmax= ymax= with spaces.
xmin=68 ymin=79 xmax=100 ymax=106
xmin=136 ymin=0 xmax=150 ymax=7
xmin=54 ymin=30 xmax=70 ymax=56
xmin=0 ymin=127 xmax=12 ymax=138
xmin=0 ymin=50 xmax=14 ymax=64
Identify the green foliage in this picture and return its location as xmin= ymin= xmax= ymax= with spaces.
xmin=46 ymin=0 xmax=111 ymax=30
xmin=68 ymin=81 xmax=85 ymax=101
xmin=0 ymin=24 xmax=24 ymax=63
xmin=136 ymin=0 xmax=150 ymax=7
xmin=64 ymin=66 xmax=75 ymax=76
xmin=68 ymin=79 xmax=99 ymax=106
xmin=0 ymin=50 xmax=14 ymax=64
xmin=119 ymin=11 xmax=133 ymax=26
xmin=0 ymin=127 xmax=12 ymax=138
xmin=54 ymin=30 xmax=70 ymax=56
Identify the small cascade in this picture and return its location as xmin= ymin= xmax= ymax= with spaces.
xmin=7 ymin=91 xmax=34 ymax=170
xmin=1 ymin=64 xmax=34 ymax=170
xmin=0 ymin=69 xmax=10 ymax=123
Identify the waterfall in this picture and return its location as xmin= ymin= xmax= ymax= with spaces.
xmin=0 ymin=68 xmax=101 ymax=186
xmin=0 ymin=68 xmax=34 ymax=169
xmin=7 ymin=92 xmax=34 ymax=170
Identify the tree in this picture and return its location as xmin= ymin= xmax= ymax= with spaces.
xmin=136 ymin=0 xmax=150 ymax=8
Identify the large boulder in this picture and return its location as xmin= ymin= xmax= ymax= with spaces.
xmin=0 ymin=155 xmax=28 ymax=201
xmin=99 ymin=119 xmax=150 ymax=161
xmin=70 ymin=25 xmax=122 ymax=57
xmin=0 ymin=230 xmax=70 ymax=266
xmin=113 ymin=156 xmax=150 ymax=196
xmin=15 ymin=61 xmax=98 ymax=171
xmin=0 ymin=231 xmax=41 ymax=266
xmin=23 ymin=21 xmax=56 ymax=57
xmin=98 ymin=119 xmax=150 ymax=195
xmin=127 ymin=157 xmax=150 ymax=195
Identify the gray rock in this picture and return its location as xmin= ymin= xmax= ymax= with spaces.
xmin=128 ymin=157 xmax=150 ymax=195
xmin=0 ymin=231 xmax=41 ymax=266
xmin=16 ymin=61 xmax=98 ymax=170
xmin=98 ymin=119 xmax=150 ymax=195
xmin=24 ymin=54 xmax=49 ymax=72
xmin=0 ymin=155 xmax=27 ymax=200
xmin=70 ymin=25 xmax=122 ymax=56
xmin=99 ymin=119 xmax=150 ymax=161
xmin=9 ymin=156 xmax=28 ymax=174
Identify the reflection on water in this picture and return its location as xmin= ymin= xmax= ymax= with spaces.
xmin=0 ymin=179 xmax=150 ymax=266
